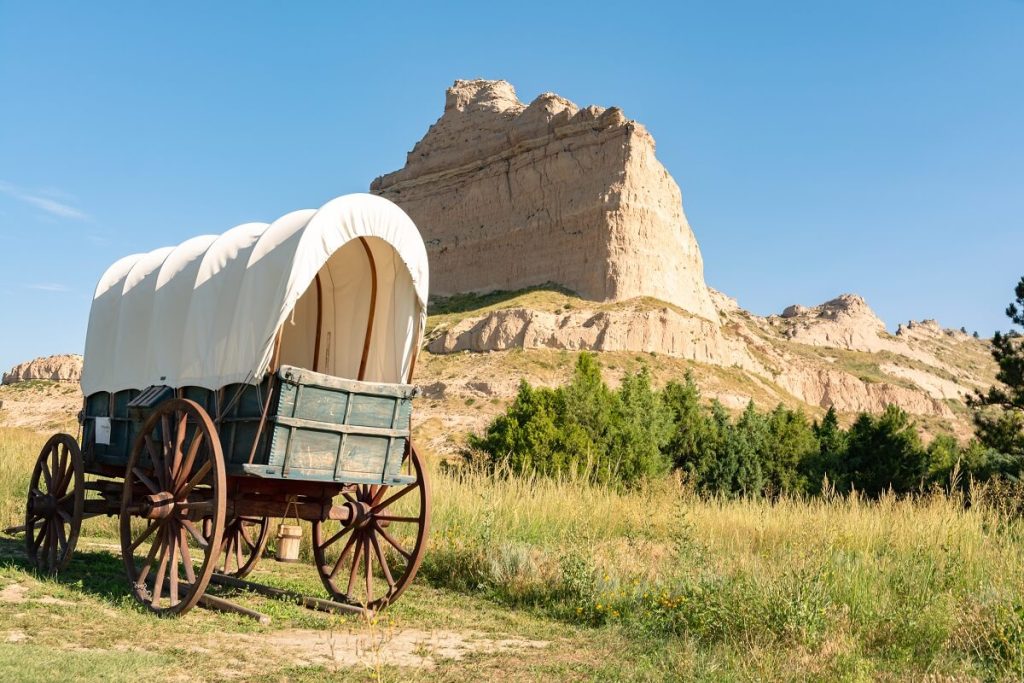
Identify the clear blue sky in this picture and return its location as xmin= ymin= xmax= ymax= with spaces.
xmin=1 ymin=1 xmax=1021 ymax=372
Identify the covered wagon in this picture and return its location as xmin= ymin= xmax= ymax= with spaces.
xmin=21 ymin=193 xmax=431 ymax=615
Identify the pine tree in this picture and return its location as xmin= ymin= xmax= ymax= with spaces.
xmin=662 ymin=372 xmax=711 ymax=477
xmin=843 ymin=405 xmax=927 ymax=496
xmin=972 ymin=276 xmax=1024 ymax=458
xmin=804 ymin=406 xmax=847 ymax=493
xmin=762 ymin=404 xmax=817 ymax=495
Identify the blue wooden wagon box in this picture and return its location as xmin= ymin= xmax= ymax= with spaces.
xmin=81 ymin=366 xmax=416 ymax=487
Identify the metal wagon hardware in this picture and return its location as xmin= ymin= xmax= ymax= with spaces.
xmin=19 ymin=193 xmax=431 ymax=616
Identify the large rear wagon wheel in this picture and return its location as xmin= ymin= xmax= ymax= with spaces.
xmin=119 ymin=399 xmax=226 ymax=617
xmin=25 ymin=434 xmax=84 ymax=574
xmin=312 ymin=444 xmax=430 ymax=611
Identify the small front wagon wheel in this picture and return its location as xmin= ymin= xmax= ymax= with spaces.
xmin=312 ymin=444 xmax=430 ymax=611
xmin=119 ymin=399 xmax=226 ymax=617
xmin=25 ymin=434 xmax=84 ymax=574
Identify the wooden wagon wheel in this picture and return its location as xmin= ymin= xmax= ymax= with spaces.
xmin=312 ymin=443 xmax=430 ymax=611
xmin=119 ymin=399 xmax=226 ymax=617
xmin=24 ymin=433 xmax=84 ymax=574
xmin=204 ymin=515 xmax=270 ymax=579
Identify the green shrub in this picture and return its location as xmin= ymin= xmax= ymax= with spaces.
xmin=470 ymin=352 xmax=673 ymax=486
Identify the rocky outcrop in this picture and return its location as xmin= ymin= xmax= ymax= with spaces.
xmin=372 ymin=79 xmax=719 ymax=322
xmin=429 ymin=303 xmax=758 ymax=370
xmin=2 ymin=355 xmax=82 ymax=385
xmin=772 ymin=294 xmax=891 ymax=353
xmin=425 ymin=290 xmax=993 ymax=424
xmin=773 ymin=364 xmax=954 ymax=417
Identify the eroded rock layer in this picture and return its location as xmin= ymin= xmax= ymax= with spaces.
xmin=371 ymin=79 xmax=719 ymax=323
xmin=2 ymin=354 xmax=82 ymax=385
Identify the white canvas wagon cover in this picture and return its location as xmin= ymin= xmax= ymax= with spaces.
xmin=80 ymin=194 xmax=429 ymax=396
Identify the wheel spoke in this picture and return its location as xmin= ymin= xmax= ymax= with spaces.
xmin=370 ymin=484 xmax=417 ymax=514
xmin=130 ymin=520 xmax=161 ymax=552
xmin=374 ymin=514 xmax=420 ymax=524
xmin=346 ymin=535 xmax=363 ymax=597
xmin=376 ymin=522 xmax=412 ymax=560
xmin=56 ymin=518 xmax=67 ymax=550
xmin=144 ymin=436 xmax=167 ymax=491
xmin=132 ymin=467 xmax=160 ymax=495
xmin=40 ymin=455 xmax=53 ymax=490
xmin=234 ymin=537 xmax=243 ymax=573
xmin=370 ymin=532 xmax=396 ymax=589
xmin=240 ymin=524 xmax=256 ymax=551
xmin=321 ymin=525 xmax=354 ymax=551
xmin=181 ymin=519 xmax=209 ymax=549
xmin=329 ymin=531 xmax=359 ymax=579
xmin=54 ymin=445 xmax=68 ymax=494
xmin=168 ymin=529 xmax=179 ymax=606
xmin=50 ymin=444 xmax=60 ymax=492
xmin=175 ymin=431 xmax=204 ymax=492
xmin=151 ymin=528 xmax=170 ymax=607
xmin=32 ymin=520 xmax=48 ymax=551
xmin=178 ymin=460 xmax=212 ymax=499
xmin=179 ymin=527 xmax=197 ymax=584
xmin=137 ymin=528 xmax=165 ymax=586
xmin=172 ymin=414 xmax=188 ymax=482
xmin=220 ymin=534 xmax=233 ymax=573
xmin=365 ymin=536 xmax=373 ymax=602
xmin=48 ymin=519 xmax=58 ymax=568
xmin=57 ymin=508 xmax=72 ymax=523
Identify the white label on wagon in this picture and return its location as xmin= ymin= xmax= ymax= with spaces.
xmin=95 ymin=417 xmax=111 ymax=445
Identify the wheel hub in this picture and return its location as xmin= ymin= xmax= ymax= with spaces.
xmin=139 ymin=491 xmax=176 ymax=519
xmin=343 ymin=500 xmax=374 ymax=529
xmin=28 ymin=493 xmax=56 ymax=517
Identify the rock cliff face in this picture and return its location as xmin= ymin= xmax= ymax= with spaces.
xmin=371 ymin=79 xmax=719 ymax=322
xmin=429 ymin=302 xmax=758 ymax=370
xmin=425 ymin=289 xmax=994 ymax=432
xmin=2 ymin=354 xmax=82 ymax=385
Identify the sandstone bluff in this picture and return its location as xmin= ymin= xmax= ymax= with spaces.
xmin=373 ymin=79 xmax=995 ymax=442
xmin=372 ymin=79 xmax=719 ymax=323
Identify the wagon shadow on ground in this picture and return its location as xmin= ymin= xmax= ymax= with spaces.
xmin=0 ymin=535 xmax=135 ymax=605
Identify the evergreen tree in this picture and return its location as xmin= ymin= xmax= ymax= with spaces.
xmin=762 ymin=404 xmax=817 ymax=495
xmin=842 ymin=405 xmax=927 ymax=496
xmin=925 ymin=433 xmax=961 ymax=485
xmin=662 ymin=372 xmax=711 ymax=476
xmin=562 ymin=352 xmax=615 ymax=453
xmin=972 ymin=276 xmax=1024 ymax=458
xmin=605 ymin=366 xmax=674 ymax=484
xmin=734 ymin=401 xmax=767 ymax=495
xmin=470 ymin=380 xmax=566 ymax=475
xmin=701 ymin=400 xmax=738 ymax=495
xmin=804 ymin=407 xmax=847 ymax=493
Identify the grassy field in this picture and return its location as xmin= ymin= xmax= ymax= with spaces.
xmin=3 ymin=426 xmax=1024 ymax=681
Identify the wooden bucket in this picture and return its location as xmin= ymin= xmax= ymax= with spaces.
xmin=275 ymin=523 xmax=302 ymax=562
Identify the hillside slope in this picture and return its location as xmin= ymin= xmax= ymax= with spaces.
xmin=414 ymin=287 xmax=995 ymax=456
